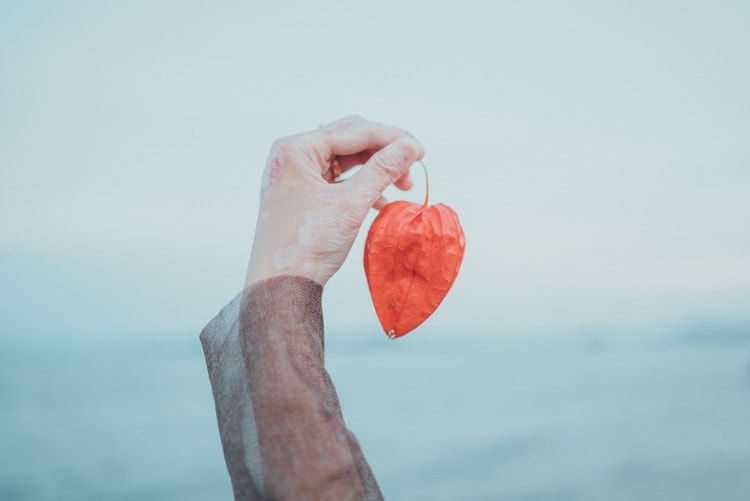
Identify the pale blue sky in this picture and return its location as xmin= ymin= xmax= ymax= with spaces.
xmin=1 ymin=1 xmax=749 ymax=347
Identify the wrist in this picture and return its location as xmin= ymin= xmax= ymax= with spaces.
xmin=245 ymin=248 xmax=328 ymax=288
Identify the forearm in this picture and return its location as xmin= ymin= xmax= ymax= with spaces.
xmin=241 ymin=276 xmax=368 ymax=500
xmin=201 ymin=276 xmax=382 ymax=500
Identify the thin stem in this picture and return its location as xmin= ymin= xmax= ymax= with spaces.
xmin=419 ymin=160 xmax=429 ymax=207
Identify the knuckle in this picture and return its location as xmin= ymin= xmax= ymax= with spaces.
xmin=371 ymin=148 xmax=396 ymax=171
xmin=267 ymin=140 xmax=289 ymax=169
xmin=270 ymin=135 xmax=293 ymax=153
xmin=324 ymin=115 xmax=366 ymax=130
xmin=343 ymin=114 xmax=366 ymax=124
xmin=270 ymin=133 xmax=308 ymax=159
xmin=265 ymin=135 xmax=304 ymax=185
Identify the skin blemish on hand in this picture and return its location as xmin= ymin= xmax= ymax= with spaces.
xmin=264 ymin=155 xmax=284 ymax=188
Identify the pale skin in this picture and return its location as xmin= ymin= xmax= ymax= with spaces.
xmin=245 ymin=115 xmax=425 ymax=287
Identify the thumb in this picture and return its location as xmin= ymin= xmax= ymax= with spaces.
xmin=348 ymin=136 xmax=423 ymax=204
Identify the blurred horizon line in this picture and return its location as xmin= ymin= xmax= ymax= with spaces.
xmin=2 ymin=317 xmax=749 ymax=360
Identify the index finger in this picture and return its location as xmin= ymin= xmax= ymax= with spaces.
xmin=310 ymin=116 xmax=424 ymax=162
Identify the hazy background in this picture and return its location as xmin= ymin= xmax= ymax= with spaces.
xmin=1 ymin=2 xmax=749 ymax=500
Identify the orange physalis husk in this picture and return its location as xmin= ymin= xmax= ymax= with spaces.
xmin=364 ymin=170 xmax=465 ymax=339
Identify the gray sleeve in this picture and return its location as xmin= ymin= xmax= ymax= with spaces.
xmin=200 ymin=290 xmax=265 ymax=498
xmin=200 ymin=276 xmax=383 ymax=501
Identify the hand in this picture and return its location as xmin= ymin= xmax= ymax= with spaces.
xmin=245 ymin=116 xmax=425 ymax=286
